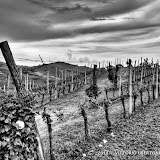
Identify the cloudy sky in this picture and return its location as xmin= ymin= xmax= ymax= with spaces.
xmin=0 ymin=0 xmax=160 ymax=66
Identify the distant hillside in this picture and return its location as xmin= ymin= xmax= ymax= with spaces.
xmin=0 ymin=61 xmax=92 ymax=88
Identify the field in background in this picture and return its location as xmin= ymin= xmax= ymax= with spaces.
xmin=1 ymin=56 xmax=160 ymax=160
xmin=34 ymin=66 xmax=160 ymax=160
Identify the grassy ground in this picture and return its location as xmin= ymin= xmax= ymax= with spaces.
xmin=35 ymin=68 xmax=160 ymax=160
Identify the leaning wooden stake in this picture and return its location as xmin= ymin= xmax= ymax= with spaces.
xmin=0 ymin=41 xmax=45 ymax=160
xmin=0 ymin=42 xmax=22 ymax=94
xmin=128 ymin=59 xmax=133 ymax=115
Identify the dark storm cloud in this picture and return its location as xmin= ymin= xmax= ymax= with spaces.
xmin=0 ymin=0 xmax=157 ymax=42
xmin=76 ymin=22 xmax=160 ymax=36
xmin=26 ymin=0 xmax=92 ymax=13
xmin=26 ymin=0 xmax=154 ymax=23
xmin=54 ymin=4 xmax=92 ymax=13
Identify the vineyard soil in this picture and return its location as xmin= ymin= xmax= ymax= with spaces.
xmin=35 ymin=69 xmax=160 ymax=160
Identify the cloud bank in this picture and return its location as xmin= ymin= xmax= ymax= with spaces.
xmin=0 ymin=0 xmax=160 ymax=66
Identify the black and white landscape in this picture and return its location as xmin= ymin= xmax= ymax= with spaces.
xmin=0 ymin=0 xmax=160 ymax=160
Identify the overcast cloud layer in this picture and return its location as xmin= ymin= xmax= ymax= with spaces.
xmin=0 ymin=0 xmax=160 ymax=66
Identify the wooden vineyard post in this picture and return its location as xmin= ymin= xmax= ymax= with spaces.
xmin=24 ymin=76 xmax=26 ymax=90
xmin=104 ymin=100 xmax=112 ymax=132
xmin=76 ymin=73 xmax=78 ymax=91
xmin=143 ymin=65 xmax=146 ymax=82
xmin=93 ymin=65 xmax=97 ymax=86
xmin=133 ymin=61 xmax=136 ymax=82
xmin=26 ymin=73 xmax=29 ymax=91
xmin=147 ymin=81 xmax=150 ymax=104
xmin=128 ymin=59 xmax=133 ymax=115
xmin=71 ymin=70 xmax=74 ymax=92
xmin=80 ymin=106 xmax=89 ymax=141
xmin=140 ymin=64 xmax=143 ymax=88
xmin=0 ymin=41 xmax=45 ymax=160
xmin=152 ymin=65 xmax=156 ymax=100
xmin=120 ymin=85 xmax=126 ymax=118
xmin=85 ymin=68 xmax=87 ymax=85
xmin=64 ymin=69 xmax=67 ymax=85
xmin=93 ymin=65 xmax=97 ymax=99
xmin=55 ymin=67 xmax=58 ymax=99
xmin=0 ymin=41 xmax=23 ymax=94
xmin=119 ymin=75 xmax=121 ymax=96
xmin=155 ymin=62 xmax=159 ymax=99
xmin=118 ymin=65 xmax=122 ymax=96
xmin=19 ymin=68 xmax=22 ymax=80
xmin=47 ymin=71 xmax=49 ymax=94
xmin=140 ymin=64 xmax=144 ymax=106
xmin=59 ymin=70 xmax=63 ymax=81
xmin=152 ymin=65 xmax=155 ymax=84
xmin=42 ymin=108 xmax=55 ymax=160
xmin=7 ymin=73 xmax=10 ymax=95
xmin=29 ymin=79 xmax=32 ymax=91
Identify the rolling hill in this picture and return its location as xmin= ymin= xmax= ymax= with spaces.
xmin=0 ymin=61 xmax=92 ymax=89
